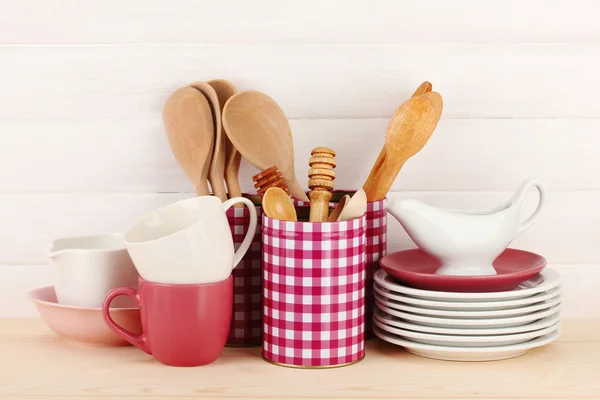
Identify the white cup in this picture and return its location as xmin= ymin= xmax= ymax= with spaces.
xmin=49 ymin=233 xmax=139 ymax=308
xmin=123 ymin=196 xmax=257 ymax=284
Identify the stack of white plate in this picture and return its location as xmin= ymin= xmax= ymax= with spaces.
xmin=373 ymin=268 xmax=562 ymax=361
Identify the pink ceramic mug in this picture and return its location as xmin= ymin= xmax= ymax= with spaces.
xmin=102 ymin=276 xmax=232 ymax=367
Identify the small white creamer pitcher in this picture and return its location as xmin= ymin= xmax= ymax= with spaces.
xmin=123 ymin=196 xmax=257 ymax=284
xmin=49 ymin=233 xmax=139 ymax=308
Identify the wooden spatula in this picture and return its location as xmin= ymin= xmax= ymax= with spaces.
xmin=362 ymin=93 xmax=443 ymax=201
xmin=222 ymin=90 xmax=309 ymax=202
xmin=207 ymin=79 xmax=242 ymax=204
xmin=162 ymin=86 xmax=214 ymax=196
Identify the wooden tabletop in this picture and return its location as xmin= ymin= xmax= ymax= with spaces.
xmin=1 ymin=319 xmax=599 ymax=399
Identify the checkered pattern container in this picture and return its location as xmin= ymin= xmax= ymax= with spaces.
xmin=226 ymin=203 xmax=263 ymax=346
xmin=364 ymin=199 xmax=386 ymax=337
xmin=262 ymin=214 xmax=367 ymax=368
xmin=293 ymin=192 xmax=387 ymax=337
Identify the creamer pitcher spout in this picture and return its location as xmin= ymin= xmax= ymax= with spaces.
xmin=47 ymin=233 xmax=138 ymax=308
xmin=49 ymin=233 xmax=126 ymax=259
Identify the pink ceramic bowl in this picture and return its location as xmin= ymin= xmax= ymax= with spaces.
xmin=28 ymin=286 xmax=141 ymax=346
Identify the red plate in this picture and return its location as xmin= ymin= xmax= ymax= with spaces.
xmin=379 ymin=249 xmax=546 ymax=292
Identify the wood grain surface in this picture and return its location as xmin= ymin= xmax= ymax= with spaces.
xmin=0 ymin=319 xmax=598 ymax=399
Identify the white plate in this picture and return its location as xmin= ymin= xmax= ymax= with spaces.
xmin=374 ymin=283 xmax=561 ymax=311
xmin=374 ymin=268 xmax=560 ymax=302
xmin=373 ymin=326 xmax=560 ymax=361
xmin=373 ymin=315 xmax=560 ymax=347
xmin=375 ymin=300 xmax=561 ymax=328
xmin=374 ymin=291 xmax=562 ymax=318
xmin=374 ymin=309 xmax=562 ymax=335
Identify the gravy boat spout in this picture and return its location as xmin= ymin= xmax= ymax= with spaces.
xmin=386 ymin=179 xmax=548 ymax=276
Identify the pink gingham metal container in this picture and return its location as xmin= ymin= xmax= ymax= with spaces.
xmin=294 ymin=192 xmax=386 ymax=337
xmin=262 ymin=211 xmax=366 ymax=368
xmin=363 ymin=198 xmax=386 ymax=337
xmin=225 ymin=195 xmax=263 ymax=347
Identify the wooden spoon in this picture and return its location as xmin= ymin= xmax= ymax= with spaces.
xmin=340 ymin=188 xmax=367 ymax=221
xmin=362 ymin=94 xmax=442 ymax=201
xmin=189 ymin=82 xmax=227 ymax=201
xmin=411 ymin=81 xmax=432 ymax=97
xmin=222 ymin=90 xmax=310 ymax=202
xmin=162 ymin=86 xmax=214 ymax=196
xmin=327 ymin=188 xmax=368 ymax=222
xmin=262 ymin=187 xmax=297 ymax=221
xmin=327 ymin=195 xmax=350 ymax=222
xmin=207 ymin=79 xmax=243 ymax=205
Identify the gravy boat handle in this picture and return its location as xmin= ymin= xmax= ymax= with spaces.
xmin=512 ymin=179 xmax=549 ymax=234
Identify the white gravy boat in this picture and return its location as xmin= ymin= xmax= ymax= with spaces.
xmin=386 ymin=179 xmax=548 ymax=276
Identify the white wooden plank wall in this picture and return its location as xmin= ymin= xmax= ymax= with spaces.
xmin=0 ymin=0 xmax=598 ymax=318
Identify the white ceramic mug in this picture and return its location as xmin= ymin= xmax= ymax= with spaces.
xmin=49 ymin=233 xmax=139 ymax=308
xmin=123 ymin=196 xmax=257 ymax=284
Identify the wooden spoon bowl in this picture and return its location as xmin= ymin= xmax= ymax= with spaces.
xmin=162 ymin=87 xmax=214 ymax=196
xmin=262 ymin=187 xmax=297 ymax=222
xmin=222 ymin=90 xmax=309 ymax=202
xmin=363 ymin=93 xmax=442 ymax=201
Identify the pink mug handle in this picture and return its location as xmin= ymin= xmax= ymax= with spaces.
xmin=102 ymin=287 xmax=151 ymax=354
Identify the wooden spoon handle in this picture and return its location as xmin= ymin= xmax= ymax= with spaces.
xmin=362 ymin=148 xmax=406 ymax=202
xmin=195 ymin=180 xmax=210 ymax=196
xmin=362 ymin=147 xmax=386 ymax=201
xmin=287 ymin=178 xmax=310 ymax=202
xmin=208 ymin=175 xmax=228 ymax=202
xmin=225 ymin=150 xmax=243 ymax=206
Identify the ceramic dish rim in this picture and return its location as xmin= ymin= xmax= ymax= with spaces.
xmin=374 ymin=268 xmax=560 ymax=300
xmin=373 ymin=291 xmax=562 ymax=318
xmin=28 ymin=286 xmax=139 ymax=312
xmin=373 ymin=314 xmax=560 ymax=343
xmin=373 ymin=308 xmax=562 ymax=335
xmin=373 ymin=283 xmax=561 ymax=310
xmin=375 ymin=300 xmax=561 ymax=326
xmin=379 ymin=248 xmax=547 ymax=281
xmin=373 ymin=325 xmax=560 ymax=353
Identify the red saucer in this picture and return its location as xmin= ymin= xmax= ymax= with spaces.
xmin=379 ymin=249 xmax=547 ymax=292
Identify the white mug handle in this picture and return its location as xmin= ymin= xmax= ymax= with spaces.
xmin=221 ymin=197 xmax=258 ymax=270
xmin=512 ymin=179 xmax=548 ymax=235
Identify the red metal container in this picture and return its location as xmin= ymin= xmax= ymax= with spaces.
xmin=262 ymin=212 xmax=366 ymax=368
xmin=225 ymin=195 xmax=263 ymax=347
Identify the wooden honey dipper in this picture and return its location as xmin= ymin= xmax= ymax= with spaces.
xmin=308 ymin=147 xmax=336 ymax=222
xmin=253 ymin=166 xmax=290 ymax=195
